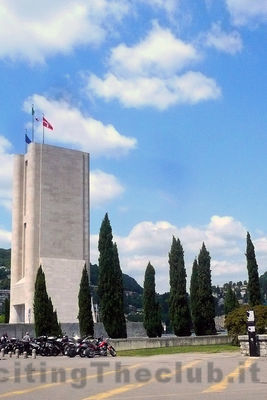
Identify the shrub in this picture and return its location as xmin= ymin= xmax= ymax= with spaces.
xmin=225 ymin=304 xmax=267 ymax=345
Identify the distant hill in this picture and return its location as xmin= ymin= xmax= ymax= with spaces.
xmin=90 ymin=263 xmax=143 ymax=294
xmin=0 ymin=249 xmax=11 ymax=269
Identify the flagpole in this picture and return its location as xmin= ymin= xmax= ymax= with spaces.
xmin=25 ymin=129 xmax=28 ymax=153
xmin=42 ymin=114 xmax=45 ymax=144
xmin=31 ymin=104 xmax=35 ymax=142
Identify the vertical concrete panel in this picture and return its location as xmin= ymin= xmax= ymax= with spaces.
xmin=9 ymin=155 xmax=24 ymax=322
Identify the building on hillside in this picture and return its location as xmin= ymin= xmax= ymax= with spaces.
xmin=10 ymin=143 xmax=90 ymax=323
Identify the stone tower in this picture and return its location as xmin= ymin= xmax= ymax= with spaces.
xmin=10 ymin=143 xmax=90 ymax=323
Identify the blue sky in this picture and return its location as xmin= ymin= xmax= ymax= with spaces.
xmin=0 ymin=0 xmax=267 ymax=292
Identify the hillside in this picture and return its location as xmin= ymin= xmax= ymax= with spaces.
xmin=0 ymin=249 xmax=11 ymax=269
xmin=90 ymin=263 xmax=143 ymax=294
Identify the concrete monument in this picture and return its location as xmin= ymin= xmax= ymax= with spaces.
xmin=9 ymin=143 xmax=90 ymax=323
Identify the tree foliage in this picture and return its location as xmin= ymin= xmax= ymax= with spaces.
xmin=225 ymin=305 xmax=267 ymax=344
xmin=98 ymin=213 xmax=127 ymax=338
xmin=78 ymin=264 xmax=94 ymax=338
xmin=169 ymin=237 xmax=191 ymax=336
xmin=33 ymin=266 xmax=61 ymax=336
xmin=143 ymin=262 xmax=163 ymax=337
xmin=246 ymin=232 xmax=261 ymax=306
xmin=195 ymin=243 xmax=216 ymax=335
xmin=190 ymin=259 xmax=201 ymax=334
xmin=224 ymin=286 xmax=239 ymax=315
xmin=4 ymin=297 xmax=10 ymax=323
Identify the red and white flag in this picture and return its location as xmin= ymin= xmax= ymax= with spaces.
xmin=43 ymin=117 xmax=53 ymax=130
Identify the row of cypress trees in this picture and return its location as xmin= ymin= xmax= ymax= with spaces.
xmin=143 ymin=231 xmax=261 ymax=337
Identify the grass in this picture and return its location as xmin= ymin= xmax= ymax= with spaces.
xmin=118 ymin=344 xmax=238 ymax=357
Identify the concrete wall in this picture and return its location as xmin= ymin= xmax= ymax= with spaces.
xmin=110 ymin=335 xmax=232 ymax=351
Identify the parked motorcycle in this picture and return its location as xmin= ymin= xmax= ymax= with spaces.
xmin=85 ymin=337 xmax=116 ymax=357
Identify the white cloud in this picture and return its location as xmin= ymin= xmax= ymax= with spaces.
xmin=0 ymin=0 xmax=130 ymax=63
xmin=89 ymin=71 xmax=220 ymax=110
xmin=204 ymin=23 xmax=243 ymax=54
xmin=87 ymin=24 xmax=221 ymax=109
xmin=23 ymin=95 xmax=137 ymax=157
xmin=225 ymin=0 xmax=267 ymax=26
xmin=139 ymin=0 xmax=180 ymax=15
xmin=211 ymin=260 xmax=244 ymax=277
xmin=0 ymin=136 xmax=13 ymax=211
xmin=109 ymin=23 xmax=199 ymax=76
xmin=90 ymin=170 xmax=125 ymax=207
xmin=90 ymin=215 xmax=258 ymax=292
xmin=0 ymin=228 xmax=11 ymax=248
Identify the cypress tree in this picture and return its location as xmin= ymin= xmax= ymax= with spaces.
xmin=197 ymin=243 xmax=216 ymax=335
xmin=78 ymin=265 xmax=94 ymax=338
xmin=246 ymin=232 xmax=261 ymax=306
xmin=112 ymin=243 xmax=127 ymax=338
xmin=98 ymin=213 xmax=127 ymax=338
xmin=190 ymin=259 xmax=201 ymax=335
xmin=33 ymin=266 xmax=61 ymax=336
xmin=169 ymin=237 xmax=191 ymax=336
xmin=4 ymin=297 xmax=10 ymax=323
xmin=224 ymin=286 xmax=239 ymax=315
xmin=51 ymin=310 xmax=63 ymax=337
xmin=143 ymin=262 xmax=163 ymax=337
xmin=34 ymin=266 xmax=51 ymax=336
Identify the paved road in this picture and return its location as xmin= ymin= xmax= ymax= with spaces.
xmin=0 ymin=352 xmax=266 ymax=400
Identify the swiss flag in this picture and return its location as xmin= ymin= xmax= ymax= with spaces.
xmin=43 ymin=117 xmax=53 ymax=130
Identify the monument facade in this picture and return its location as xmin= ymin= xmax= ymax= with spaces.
xmin=10 ymin=143 xmax=90 ymax=323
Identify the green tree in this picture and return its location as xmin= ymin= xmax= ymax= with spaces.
xmin=34 ymin=266 xmax=51 ymax=336
xmin=51 ymin=310 xmax=63 ymax=337
xmin=143 ymin=262 xmax=163 ymax=337
xmin=190 ymin=259 xmax=201 ymax=335
xmin=246 ymin=232 xmax=261 ymax=306
xmin=78 ymin=265 xmax=94 ymax=338
xmin=4 ymin=297 xmax=10 ymax=323
xmin=112 ymin=243 xmax=127 ymax=338
xmin=224 ymin=286 xmax=239 ymax=315
xmin=169 ymin=237 xmax=191 ymax=336
xmin=98 ymin=213 xmax=127 ymax=338
xmin=197 ymin=243 xmax=216 ymax=335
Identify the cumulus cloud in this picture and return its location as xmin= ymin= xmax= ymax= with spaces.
xmin=90 ymin=170 xmax=125 ymax=207
xmin=90 ymin=215 xmax=266 ymax=292
xmin=87 ymin=24 xmax=221 ymax=109
xmin=23 ymin=95 xmax=137 ymax=157
xmin=0 ymin=136 xmax=13 ymax=211
xmin=109 ymin=23 xmax=199 ymax=76
xmin=0 ymin=228 xmax=11 ymax=248
xmin=204 ymin=23 xmax=243 ymax=54
xmin=225 ymin=0 xmax=267 ymax=26
xmin=89 ymin=72 xmax=220 ymax=110
xmin=0 ymin=0 xmax=130 ymax=63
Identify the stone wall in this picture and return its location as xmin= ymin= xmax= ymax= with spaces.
xmin=238 ymin=335 xmax=267 ymax=357
xmin=110 ymin=335 xmax=231 ymax=351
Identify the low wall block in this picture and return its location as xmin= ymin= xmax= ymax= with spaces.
xmin=238 ymin=335 xmax=267 ymax=357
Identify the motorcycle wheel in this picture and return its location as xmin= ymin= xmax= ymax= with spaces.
xmin=109 ymin=347 xmax=117 ymax=357
xmin=66 ymin=346 xmax=76 ymax=358
xmin=79 ymin=348 xmax=86 ymax=358
xmin=86 ymin=348 xmax=95 ymax=358
xmin=51 ymin=347 xmax=60 ymax=356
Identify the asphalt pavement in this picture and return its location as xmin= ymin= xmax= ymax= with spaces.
xmin=0 ymin=351 xmax=266 ymax=400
